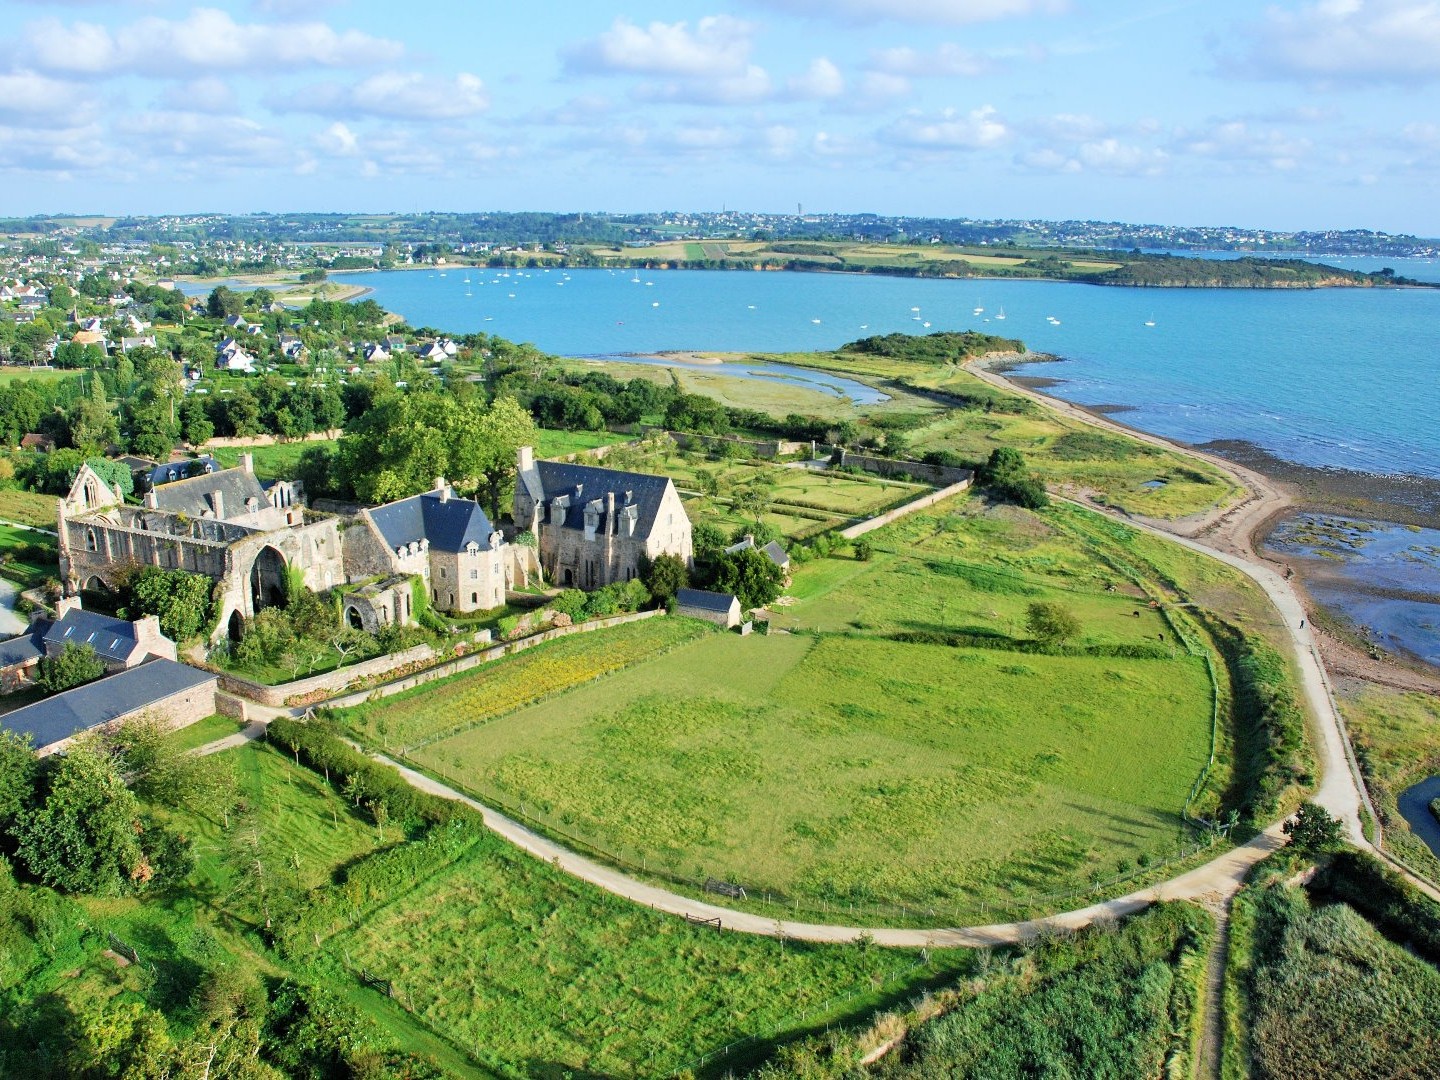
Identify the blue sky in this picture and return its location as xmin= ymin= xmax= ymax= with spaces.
xmin=2 ymin=0 xmax=1438 ymax=234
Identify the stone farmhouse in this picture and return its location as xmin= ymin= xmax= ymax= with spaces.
xmin=0 ymin=599 xmax=176 ymax=692
xmin=341 ymin=478 xmax=511 ymax=630
xmin=57 ymin=456 xmax=344 ymax=643
xmin=514 ymin=446 xmax=693 ymax=589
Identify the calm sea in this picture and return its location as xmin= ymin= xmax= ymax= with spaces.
xmin=336 ymin=258 xmax=1440 ymax=480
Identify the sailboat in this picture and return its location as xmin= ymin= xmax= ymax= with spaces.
xmin=1144 ymin=314 xmax=1156 ymax=327
xmin=994 ymin=307 xmax=1006 ymax=321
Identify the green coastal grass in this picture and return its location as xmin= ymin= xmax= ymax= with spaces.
xmin=1240 ymin=885 xmax=1440 ymax=1080
xmin=329 ymin=836 xmax=971 ymax=1078
xmin=340 ymin=616 xmax=709 ymax=750
xmin=151 ymin=741 xmax=976 ymax=1078
xmin=1340 ymin=685 xmax=1440 ymax=881
xmin=411 ymin=630 xmax=1213 ymax=912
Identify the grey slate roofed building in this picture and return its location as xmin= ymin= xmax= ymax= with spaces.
xmin=367 ymin=488 xmax=497 ymax=554
xmin=530 ymin=460 xmax=671 ymax=538
xmin=674 ymin=587 xmax=742 ymax=628
xmin=344 ymin=480 xmax=510 ymax=620
xmin=147 ymin=455 xmax=221 ymax=489
xmin=43 ymin=608 xmax=145 ymax=666
xmin=513 ymin=446 xmax=694 ymax=592
xmin=0 ymin=658 xmax=218 ymax=754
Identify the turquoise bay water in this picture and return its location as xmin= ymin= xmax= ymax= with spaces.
xmin=339 ymin=259 xmax=1440 ymax=666
xmin=337 ymin=262 xmax=1440 ymax=480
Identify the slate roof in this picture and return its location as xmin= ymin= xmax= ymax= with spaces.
xmin=368 ymin=489 xmax=496 ymax=554
xmin=152 ymin=466 xmax=268 ymax=519
xmin=0 ymin=659 xmax=216 ymax=752
xmin=42 ymin=609 xmax=144 ymax=665
xmin=0 ymin=626 xmax=45 ymax=669
xmin=533 ymin=461 xmax=672 ymax=538
xmin=723 ymin=535 xmax=790 ymax=569
xmin=147 ymin=455 xmax=221 ymax=488
xmin=675 ymin=588 xmax=739 ymax=615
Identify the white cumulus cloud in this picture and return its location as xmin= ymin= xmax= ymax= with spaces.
xmin=19 ymin=7 xmax=403 ymax=77
xmin=881 ymin=105 xmax=1008 ymax=149
xmin=1229 ymin=0 xmax=1440 ymax=85
xmin=750 ymin=0 xmax=1066 ymax=25
xmin=564 ymin=16 xmax=755 ymax=77
xmin=868 ymin=43 xmax=991 ymax=76
xmin=0 ymin=70 xmax=97 ymax=123
xmin=788 ymin=58 xmax=845 ymax=99
xmin=277 ymin=72 xmax=489 ymax=121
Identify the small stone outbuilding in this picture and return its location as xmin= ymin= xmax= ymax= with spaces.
xmin=674 ymin=588 xmax=742 ymax=628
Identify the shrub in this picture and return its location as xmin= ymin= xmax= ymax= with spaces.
xmin=1026 ymin=600 xmax=1080 ymax=644
xmin=34 ymin=643 xmax=105 ymax=693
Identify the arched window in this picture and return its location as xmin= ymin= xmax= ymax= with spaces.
xmin=86 ymin=528 xmax=99 ymax=552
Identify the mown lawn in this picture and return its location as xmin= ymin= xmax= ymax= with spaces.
xmin=210 ymin=439 xmax=337 ymax=480
xmin=412 ymin=630 xmax=1213 ymax=915
xmin=165 ymin=713 xmax=246 ymax=753
xmin=0 ymin=521 xmax=57 ymax=587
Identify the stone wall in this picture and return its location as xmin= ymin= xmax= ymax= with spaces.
xmin=215 ymin=642 xmax=437 ymax=708
xmin=826 ymin=449 xmax=974 ymax=487
xmin=838 ymin=479 xmax=974 ymax=541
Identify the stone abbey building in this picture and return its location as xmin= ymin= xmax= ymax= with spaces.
xmin=58 ymin=455 xmax=344 ymax=643
xmin=55 ymin=446 xmax=694 ymax=640
xmin=514 ymin=446 xmax=693 ymax=588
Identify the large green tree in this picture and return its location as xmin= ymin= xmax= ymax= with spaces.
xmin=126 ymin=567 xmax=214 ymax=642
xmin=35 ymin=643 xmax=105 ymax=693
xmin=707 ymin=548 xmax=784 ymax=611
xmin=16 ymin=742 xmax=146 ymax=894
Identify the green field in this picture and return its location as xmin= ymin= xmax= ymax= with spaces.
xmin=207 ymin=427 xmax=622 ymax=481
xmin=164 ymin=712 xmax=245 ymax=753
xmin=210 ymin=439 xmax=336 ymax=480
xmin=329 ymin=832 xmax=968 ymax=1077
xmin=159 ymin=739 xmax=976 ymax=1077
xmin=409 ymin=629 xmax=1213 ymax=915
xmin=0 ymin=488 xmax=59 ymax=529
xmin=0 ymin=521 xmax=57 ymax=588
xmin=756 ymin=900 xmax=1211 ymax=1078
xmin=1340 ymin=685 xmax=1440 ymax=879
xmin=1231 ymin=879 xmax=1440 ymax=1080
xmin=755 ymin=349 xmax=1241 ymax=519
xmin=341 ymin=615 xmax=709 ymax=750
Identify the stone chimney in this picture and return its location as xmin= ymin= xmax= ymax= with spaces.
xmin=517 ymin=445 xmax=534 ymax=473
xmin=606 ymin=491 xmax=616 ymax=535
xmin=210 ymin=490 xmax=224 ymax=519
xmin=133 ymin=614 xmax=178 ymax=662
xmin=240 ymin=452 xmax=254 ymax=474
xmin=55 ymin=595 xmax=82 ymax=619
xmin=435 ymin=477 xmax=449 ymax=502
xmin=143 ymin=490 xmax=158 ymax=509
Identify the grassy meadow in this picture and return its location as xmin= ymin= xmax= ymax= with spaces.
xmin=143 ymin=739 xmax=979 ymax=1078
xmin=1339 ymin=684 xmax=1440 ymax=880
xmin=755 ymin=901 xmax=1211 ymax=1079
xmin=754 ymin=347 xmax=1241 ymax=520
xmin=406 ymin=629 xmax=1213 ymax=916
xmin=0 ymin=487 xmax=59 ymax=529
xmin=0 ymin=520 xmax=58 ymax=588
xmin=1230 ymin=881 xmax=1440 ymax=1080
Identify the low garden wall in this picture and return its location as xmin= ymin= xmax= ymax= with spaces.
xmin=839 ymin=479 xmax=973 ymax=541
xmin=216 ymin=643 xmax=437 ymax=708
xmin=826 ymin=449 xmax=974 ymax=486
